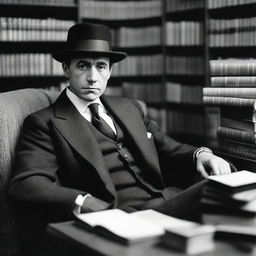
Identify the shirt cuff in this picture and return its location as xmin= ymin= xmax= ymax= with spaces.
xmin=193 ymin=147 xmax=213 ymax=164
xmin=74 ymin=194 xmax=92 ymax=214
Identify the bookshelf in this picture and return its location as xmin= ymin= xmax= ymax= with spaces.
xmin=205 ymin=0 xmax=256 ymax=172
xmin=0 ymin=0 xmax=210 ymax=147
xmin=164 ymin=0 xmax=206 ymax=145
xmin=0 ymin=0 xmax=78 ymax=91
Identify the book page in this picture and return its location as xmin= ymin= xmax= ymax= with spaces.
xmin=131 ymin=209 xmax=198 ymax=229
xmin=76 ymin=209 xmax=165 ymax=242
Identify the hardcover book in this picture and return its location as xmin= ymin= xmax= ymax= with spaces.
xmin=206 ymin=170 xmax=256 ymax=193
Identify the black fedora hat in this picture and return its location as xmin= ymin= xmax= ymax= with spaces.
xmin=52 ymin=22 xmax=127 ymax=63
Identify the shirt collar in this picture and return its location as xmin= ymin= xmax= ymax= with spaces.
xmin=66 ymin=87 xmax=103 ymax=114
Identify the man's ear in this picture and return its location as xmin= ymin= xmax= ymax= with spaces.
xmin=62 ymin=62 xmax=70 ymax=78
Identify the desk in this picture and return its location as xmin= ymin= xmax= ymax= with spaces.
xmin=47 ymin=221 xmax=253 ymax=256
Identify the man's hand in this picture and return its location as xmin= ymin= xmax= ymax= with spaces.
xmin=81 ymin=195 xmax=110 ymax=213
xmin=196 ymin=152 xmax=231 ymax=178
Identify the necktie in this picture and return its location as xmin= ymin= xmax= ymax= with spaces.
xmin=89 ymin=103 xmax=116 ymax=140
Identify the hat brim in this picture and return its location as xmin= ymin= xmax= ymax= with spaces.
xmin=52 ymin=49 xmax=127 ymax=63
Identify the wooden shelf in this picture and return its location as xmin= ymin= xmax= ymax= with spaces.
xmin=0 ymin=41 xmax=66 ymax=53
xmin=210 ymin=46 xmax=256 ymax=58
xmin=166 ymin=8 xmax=204 ymax=21
xmin=166 ymin=46 xmax=204 ymax=55
xmin=0 ymin=76 xmax=67 ymax=92
xmin=0 ymin=3 xmax=77 ymax=19
xmin=209 ymin=3 xmax=256 ymax=19
xmin=81 ymin=16 xmax=162 ymax=28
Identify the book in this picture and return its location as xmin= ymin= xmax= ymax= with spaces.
xmin=201 ymin=197 xmax=256 ymax=215
xmin=203 ymin=87 xmax=256 ymax=98
xmin=210 ymin=59 xmax=256 ymax=76
xmin=221 ymin=107 xmax=256 ymax=122
xmin=75 ymin=209 xmax=165 ymax=244
xmin=203 ymin=96 xmax=256 ymax=108
xmin=132 ymin=210 xmax=215 ymax=255
xmin=219 ymin=139 xmax=256 ymax=160
xmin=220 ymin=117 xmax=256 ymax=133
xmin=217 ymin=126 xmax=256 ymax=144
xmin=161 ymin=225 xmax=215 ymax=255
xmin=206 ymin=170 xmax=256 ymax=193
xmin=216 ymin=224 xmax=256 ymax=241
xmin=202 ymin=212 xmax=256 ymax=226
xmin=203 ymin=185 xmax=256 ymax=204
xmin=211 ymin=76 xmax=256 ymax=87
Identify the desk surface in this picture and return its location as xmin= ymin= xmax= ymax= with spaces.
xmin=47 ymin=221 xmax=253 ymax=256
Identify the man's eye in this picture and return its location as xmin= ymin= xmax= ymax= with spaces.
xmin=77 ymin=63 xmax=87 ymax=70
xmin=97 ymin=64 xmax=106 ymax=70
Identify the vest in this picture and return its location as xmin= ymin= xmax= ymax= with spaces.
xmin=88 ymin=119 xmax=165 ymax=212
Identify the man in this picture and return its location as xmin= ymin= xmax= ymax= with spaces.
xmin=8 ymin=23 xmax=232 ymax=255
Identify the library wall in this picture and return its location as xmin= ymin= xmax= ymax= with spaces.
xmin=0 ymin=0 xmax=207 ymax=147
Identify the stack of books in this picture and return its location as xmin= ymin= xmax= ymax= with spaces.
xmin=202 ymin=170 xmax=256 ymax=226
xmin=201 ymin=171 xmax=256 ymax=247
xmin=203 ymin=59 xmax=256 ymax=160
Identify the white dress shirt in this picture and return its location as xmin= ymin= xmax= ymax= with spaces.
xmin=66 ymin=87 xmax=116 ymax=134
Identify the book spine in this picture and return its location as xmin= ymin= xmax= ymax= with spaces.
xmin=203 ymin=96 xmax=256 ymax=109
xmin=219 ymin=139 xmax=256 ymax=160
xmin=203 ymin=87 xmax=256 ymax=99
xmin=211 ymin=76 xmax=256 ymax=87
xmin=210 ymin=60 xmax=256 ymax=76
xmin=217 ymin=126 xmax=256 ymax=145
xmin=221 ymin=107 xmax=256 ymax=122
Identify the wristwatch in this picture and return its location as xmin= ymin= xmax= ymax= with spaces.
xmin=193 ymin=147 xmax=213 ymax=163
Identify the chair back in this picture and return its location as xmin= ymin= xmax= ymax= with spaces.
xmin=0 ymin=88 xmax=59 ymax=256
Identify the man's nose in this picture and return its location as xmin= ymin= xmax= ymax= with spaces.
xmin=87 ymin=66 xmax=97 ymax=84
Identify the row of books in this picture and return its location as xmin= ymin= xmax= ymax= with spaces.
xmin=0 ymin=54 xmax=63 ymax=76
xmin=0 ymin=17 xmax=75 ymax=41
xmin=122 ymin=82 xmax=163 ymax=104
xmin=202 ymin=170 xmax=256 ymax=251
xmin=0 ymin=0 xmax=75 ymax=6
xmin=113 ymin=55 xmax=204 ymax=76
xmin=165 ymin=82 xmax=202 ymax=104
xmin=166 ymin=0 xmax=204 ymax=12
xmin=209 ymin=17 xmax=256 ymax=47
xmin=204 ymin=58 xmax=256 ymax=160
xmin=112 ymin=26 xmax=161 ymax=47
xmin=166 ymin=56 xmax=204 ymax=75
xmin=166 ymin=109 xmax=205 ymax=137
xmin=0 ymin=53 xmax=205 ymax=78
xmin=80 ymin=0 xmax=161 ymax=20
xmin=209 ymin=17 xmax=256 ymax=33
xmin=208 ymin=0 xmax=256 ymax=9
xmin=111 ymin=55 xmax=163 ymax=76
xmin=166 ymin=21 xmax=203 ymax=46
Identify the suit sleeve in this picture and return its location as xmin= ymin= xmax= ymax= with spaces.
xmin=8 ymin=113 xmax=84 ymax=221
xmin=131 ymin=100 xmax=200 ymax=188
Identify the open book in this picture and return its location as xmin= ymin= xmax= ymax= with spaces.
xmin=75 ymin=209 xmax=165 ymax=244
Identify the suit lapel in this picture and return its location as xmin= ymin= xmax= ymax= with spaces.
xmin=51 ymin=91 xmax=116 ymax=197
xmin=102 ymin=96 xmax=161 ymax=174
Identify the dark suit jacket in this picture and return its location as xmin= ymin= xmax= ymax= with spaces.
xmin=9 ymin=89 xmax=198 ymax=222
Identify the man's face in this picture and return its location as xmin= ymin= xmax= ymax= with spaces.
xmin=63 ymin=57 xmax=112 ymax=102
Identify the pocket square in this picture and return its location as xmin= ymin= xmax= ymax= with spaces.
xmin=147 ymin=132 xmax=152 ymax=139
